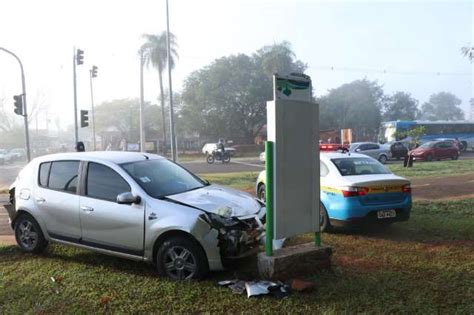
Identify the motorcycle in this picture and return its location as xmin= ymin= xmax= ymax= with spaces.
xmin=206 ymin=150 xmax=231 ymax=164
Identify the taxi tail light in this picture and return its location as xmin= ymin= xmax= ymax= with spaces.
xmin=341 ymin=186 xmax=369 ymax=197
xmin=402 ymin=184 xmax=411 ymax=193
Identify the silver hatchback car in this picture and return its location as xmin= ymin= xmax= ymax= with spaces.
xmin=5 ymin=152 xmax=265 ymax=280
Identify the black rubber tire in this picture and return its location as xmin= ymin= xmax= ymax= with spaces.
xmin=156 ymin=236 xmax=209 ymax=280
xmin=460 ymin=141 xmax=467 ymax=152
xmin=452 ymin=153 xmax=459 ymax=160
xmin=378 ymin=155 xmax=388 ymax=164
xmin=320 ymin=202 xmax=331 ymax=232
xmin=206 ymin=155 xmax=215 ymax=164
xmin=257 ymin=184 xmax=266 ymax=202
xmin=14 ymin=214 xmax=48 ymax=253
xmin=426 ymin=154 xmax=433 ymax=162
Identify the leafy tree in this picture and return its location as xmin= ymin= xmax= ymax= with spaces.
xmin=383 ymin=91 xmax=419 ymax=121
xmin=180 ymin=42 xmax=306 ymax=142
xmin=420 ymin=92 xmax=464 ymax=121
xmin=461 ymin=46 xmax=473 ymax=62
xmin=318 ymin=79 xmax=384 ymax=139
xmin=140 ymin=32 xmax=178 ymax=151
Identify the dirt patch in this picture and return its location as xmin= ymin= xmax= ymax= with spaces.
xmin=411 ymin=173 xmax=474 ymax=200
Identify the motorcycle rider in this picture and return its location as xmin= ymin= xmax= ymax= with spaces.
xmin=216 ymin=139 xmax=226 ymax=159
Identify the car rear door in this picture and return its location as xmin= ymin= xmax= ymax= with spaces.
xmin=79 ymin=161 xmax=144 ymax=256
xmin=35 ymin=160 xmax=81 ymax=241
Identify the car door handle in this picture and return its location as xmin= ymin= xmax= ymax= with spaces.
xmin=81 ymin=206 xmax=94 ymax=212
xmin=35 ymin=197 xmax=46 ymax=204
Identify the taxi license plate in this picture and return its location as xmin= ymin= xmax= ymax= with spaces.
xmin=377 ymin=209 xmax=396 ymax=219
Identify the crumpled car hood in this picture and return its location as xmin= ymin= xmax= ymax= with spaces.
xmin=165 ymin=184 xmax=261 ymax=217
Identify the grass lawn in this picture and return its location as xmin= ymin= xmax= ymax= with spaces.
xmin=1 ymin=199 xmax=473 ymax=313
xmin=388 ymin=159 xmax=474 ymax=178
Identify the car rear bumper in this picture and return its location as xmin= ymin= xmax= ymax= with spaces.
xmin=330 ymin=208 xmax=411 ymax=227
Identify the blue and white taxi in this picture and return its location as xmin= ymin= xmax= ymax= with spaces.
xmin=256 ymin=152 xmax=412 ymax=231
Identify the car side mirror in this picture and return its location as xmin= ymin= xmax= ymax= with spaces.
xmin=117 ymin=192 xmax=141 ymax=205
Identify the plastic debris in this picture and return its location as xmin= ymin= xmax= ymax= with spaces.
xmin=219 ymin=279 xmax=290 ymax=298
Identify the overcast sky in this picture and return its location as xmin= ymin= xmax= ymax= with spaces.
xmin=0 ymin=0 xmax=473 ymax=131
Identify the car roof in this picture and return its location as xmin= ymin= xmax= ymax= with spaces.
xmin=321 ymin=152 xmax=371 ymax=160
xmin=34 ymin=151 xmax=164 ymax=165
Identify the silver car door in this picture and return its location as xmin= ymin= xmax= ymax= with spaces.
xmin=79 ymin=162 xmax=144 ymax=255
xmin=35 ymin=160 xmax=81 ymax=241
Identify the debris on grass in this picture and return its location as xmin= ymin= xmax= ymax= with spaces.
xmin=290 ymin=278 xmax=315 ymax=292
xmin=219 ymin=279 xmax=290 ymax=298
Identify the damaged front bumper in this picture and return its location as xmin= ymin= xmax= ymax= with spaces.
xmin=200 ymin=208 xmax=266 ymax=260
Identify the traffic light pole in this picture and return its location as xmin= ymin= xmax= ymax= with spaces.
xmin=73 ymin=47 xmax=79 ymax=145
xmin=0 ymin=47 xmax=31 ymax=162
xmin=89 ymin=69 xmax=96 ymax=150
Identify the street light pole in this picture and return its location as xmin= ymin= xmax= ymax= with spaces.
xmin=166 ymin=0 xmax=177 ymax=162
xmin=89 ymin=68 xmax=96 ymax=150
xmin=139 ymin=50 xmax=146 ymax=153
xmin=73 ymin=47 xmax=79 ymax=145
xmin=0 ymin=47 xmax=31 ymax=161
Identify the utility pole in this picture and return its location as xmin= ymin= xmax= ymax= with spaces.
xmin=0 ymin=47 xmax=31 ymax=161
xmin=73 ymin=48 xmax=84 ymax=146
xmin=139 ymin=50 xmax=146 ymax=153
xmin=166 ymin=0 xmax=177 ymax=162
xmin=89 ymin=65 xmax=98 ymax=150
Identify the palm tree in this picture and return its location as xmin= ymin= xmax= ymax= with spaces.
xmin=140 ymin=32 xmax=178 ymax=153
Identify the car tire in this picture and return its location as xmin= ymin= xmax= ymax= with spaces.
xmin=460 ymin=141 xmax=467 ymax=152
xmin=156 ymin=236 xmax=209 ymax=280
xmin=257 ymin=184 xmax=266 ymax=202
xmin=14 ymin=214 xmax=48 ymax=253
xmin=452 ymin=153 xmax=459 ymax=160
xmin=378 ymin=154 xmax=388 ymax=164
xmin=320 ymin=202 xmax=331 ymax=232
xmin=426 ymin=154 xmax=433 ymax=162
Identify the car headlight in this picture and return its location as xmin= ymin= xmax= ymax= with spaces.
xmin=200 ymin=212 xmax=240 ymax=228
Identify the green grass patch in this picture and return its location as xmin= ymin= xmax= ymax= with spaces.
xmin=388 ymin=159 xmax=474 ymax=178
xmin=199 ymin=171 xmax=261 ymax=191
xmin=1 ymin=199 xmax=473 ymax=313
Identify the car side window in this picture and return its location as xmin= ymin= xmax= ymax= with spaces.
xmin=86 ymin=162 xmax=131 ymax=202
xmin=38 ymin=162 xmax=51 ymax=187
xmin=320 ymin=161 xmax=329 ymax=177
xmin=48 ymin=161 xmax=80 ymax=193
xmin=358 ymin=144 xmax=368 ymax=151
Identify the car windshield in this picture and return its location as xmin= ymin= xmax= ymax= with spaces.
xmin=331 ymin=158 xmax=391 ymax=176
xmin=121 ymin=159 xmax=206 ymax=198
xmin=419 ymin=142 xmax=435 ymax=148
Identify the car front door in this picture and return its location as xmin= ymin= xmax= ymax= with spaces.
xmin=35 ymin=160 xmax=82 ymax=241
xmin=79 ymin=162 xmax=144 ymax=256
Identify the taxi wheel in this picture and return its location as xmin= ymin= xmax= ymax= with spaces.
xmin=320 ymin=202 xmax=331 ymax=232
xmin=257 ymin=184 xmax=266 ymax=202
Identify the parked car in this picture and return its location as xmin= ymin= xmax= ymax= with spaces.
xmin=348 ymin=142 xmax=390 ymax=164
xmin=9 ymin=148 xmax=27 ymax=161
xmin=201 ymin=143 xmax=236 ymax=157
xmin=256 ymin=152 xmax=411 ymax=231
xmin=433 ymin=138 xmax=462 ymax=151
xmin=409 ymin=140 xmax=459 ymax=161
xmin=389 ymin=141 xmax=409 ymax=160
xmin=5 ymin=152 xmax=265 ymax=280
xmin=0 ymin=149 xmax=14 ymax=164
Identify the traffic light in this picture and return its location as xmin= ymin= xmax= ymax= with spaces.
xmin=91 ymin=65 xmax=98 ymax=78
xmin=13 ymin=95 xmax=23 ymax=116
xmin=80 ymin=110 xmax=89 ymax=127
xmin=76 ymin=49 xmax=84 ymax=65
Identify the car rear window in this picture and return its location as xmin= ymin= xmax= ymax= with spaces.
xmin=48 ymin=161 xmax=80 ymax=193
xmin=331 ymin=158 xmax=391 ymax=176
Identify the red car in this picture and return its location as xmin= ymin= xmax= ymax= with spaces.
xmin=409 ymin=140 xmax=459 ymax=161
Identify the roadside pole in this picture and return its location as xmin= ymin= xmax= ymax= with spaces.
xmin=73 ymin=47 xmax=79 ymax=145
xmin=265 ymin=141 xmax=274 ymax=256
xmin=89 ymin=68 xmax=96 ymax=150
xmin=0 ymin=47 xmax=31 ymax=161
xmin=166 ymin=0 xmax=177 ymax=162
xmin=139 ymin=50 xmax=145 ymax=153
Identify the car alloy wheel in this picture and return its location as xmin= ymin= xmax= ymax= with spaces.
xmin=258 ymin=184 xmax=266 ymax=202
xmin=164 ymin=246 xmax=197 ymax=280
xmin=378 ymin=155 xmax=387 ymax=164
xmin=17 ymin=220 xmax=38 ymax=250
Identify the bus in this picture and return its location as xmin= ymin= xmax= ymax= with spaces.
xmin=378 ymin=120 xmax=474 ymax=151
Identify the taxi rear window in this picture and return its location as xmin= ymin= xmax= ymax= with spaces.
xmin=331 ymin=158 xmax=391 ymax=176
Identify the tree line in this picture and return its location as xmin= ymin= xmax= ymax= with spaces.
xmin=94 ymin=39 xmax=469 ymax=145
